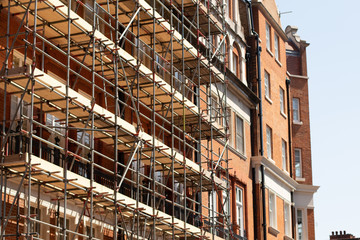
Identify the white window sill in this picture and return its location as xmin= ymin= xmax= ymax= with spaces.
xmin=266 ymin=48 xmax=274 ymax=57
xmin=265 ymin=96 xmax=273 ymax=104
xmin=280 ymin=111 xmax=287 ymax=119
xmin=296 ymin=177 xmax=306 ymax=182
xmin=293 ymin=120 xmax=303 ymax=125
xmin=284 ymin=235 xmax=294 ymax=240
xmin=283 ymin=169 xmax=290 ymax=175
xmin=268 ymin=226 xmax=280 ymax=236
xmin=227 ymin=143 xmax=247 ymax=161
xmin=268 ymin=158 xmax=275 ymax=165
xmin=275 ymin=58 xmax=282 ymax=67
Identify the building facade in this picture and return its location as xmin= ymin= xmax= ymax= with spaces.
xmin=0 ymin=0 xmax=317 ymax=239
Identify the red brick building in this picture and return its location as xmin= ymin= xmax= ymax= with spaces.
xmin=0 ymin=0 xmax=318 ymax=239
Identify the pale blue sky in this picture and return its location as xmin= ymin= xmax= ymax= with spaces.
xmin=275 ymin=0 xmax=360 ymax=239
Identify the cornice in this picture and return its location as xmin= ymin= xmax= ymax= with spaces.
xmin=251 ymin=156 xmax=319 ymax=193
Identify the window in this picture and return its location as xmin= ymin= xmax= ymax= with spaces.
xmin=58 ymin=217 xmax=70 ymax=240
xmin=282 ymin=139 xmax=287 ymax=171
xmin=232 ymin=0 xmax=236 ymax=21
xmin=236 ymin=187 xmax=244 ymax=237
xmin=12 ymin=50 xmax=31 ymax=68
xmin=235 ymin=116 xmax=244 ymax=154
xmin=84 ymin=0 xmax=94 ymax=25
xmin=46 ymin=114 xmax=65 ymax=134
xmin=227 ymin=109 xmax=233 ymax=147
xmin=280 ymin=87 xmax=285 ymax=113
xmin=226 ymin=0 xmax=230 ymax=17
xmin=297 ymin=209 xmax=304 ymax=240
xmin=30 ymin=206 xmax=41 ymax=236
xmin=209 ymin=190 xmax=217 ymax=219
xmin=293 ymin=98 xmax=300 ymax=122
xmin=264 ymin=71 xmax=270 ymax=99
xmin=77 ymin=131 xmax=90 ymax=146
xmin=82 ymin=0 xmax=105 ymax=33
xmin=222 ymin=182 xmax=230 ymax=217
xmin=266 ymin=126 xmax=272 ymax=160
xmin=268 ymin=191 xmax=276 ymax=228
xmin=284 ymin=203 xmax=291 ymax=236
xmin=86 ymin=226 xmax=95 ymax=238
xmin=77 ymin=130 xmax=91 ymax=158
xmin=210 ymin=96 xmax=221 ymax=125
xmin=274 ymin=34 xmax=279 ymax=60
xmin=155 ymin=54 xmax=164 ymax=78
xmin=10 ymin=95 xmax=30 ymax=131
xmin=266 ymin=23 xmax=271 ymax=51
xmin=295 ymin=149 xmax=302 ymax=178
xmin=233 ymin=52 xmax=239 ymax=77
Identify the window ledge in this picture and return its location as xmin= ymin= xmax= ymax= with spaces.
xmin=265 ymin=96 xmax=273 ymax=104
xmin=283 ymin=169 xmax=290 ymax=175
xmin=280 ymin=111 xmax=287 ymax=119
xmin=284 ymin=236 xmax=294 ymax=240
xmin=296 ymin=177 xmax=306 ymax=182
xmin=268 ymin=226 xmax=280 ymax=236
xmin=275 ymin=58 xmax=282 ymax=67
xmin=266 ymin=48 xmax=274 ymax=57
xmin=268 ymin=158 xmax=275 ymax=165
xmin=293 ymin=120 xmax=303 ymax=125
xmin=228 ymin=144 xmax=247 ymax=161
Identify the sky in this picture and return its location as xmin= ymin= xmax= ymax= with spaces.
xmin=275 ymin=0 xmax=360 ymax=239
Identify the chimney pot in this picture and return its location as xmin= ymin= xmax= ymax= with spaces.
xmin=332 ymin=232 xmax=334 ymax=235
xmin=340 ymin=231 xmax=343 ymax=235
xmin=336 ymin=231 xmax=338 ymax=235
xmin=344 ymin=231 xmax=347 ymax=234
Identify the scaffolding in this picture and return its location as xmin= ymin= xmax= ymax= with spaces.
xmin=0 ymin=0 xmax=234 ymax=238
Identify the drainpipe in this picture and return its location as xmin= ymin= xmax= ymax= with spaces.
xmin=243 ymin=1 xmax=266 ymax=239
xmin=286 ymin=78 xmax=293 ymax=178
xmin=286 ymin=78 xmax=296 ymax=239
xmin=256 ymin=33 xmax=267 ymax=240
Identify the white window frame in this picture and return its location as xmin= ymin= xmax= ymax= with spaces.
xmin=236 ymin=187 xmax=244 ymax=237
xmin=295 ymin=148 xmax=302 ymax=178
xmin=282 ymin=139 xmax=287 ymax=171
xmin=266 ymin=23 xmax=271 ymax=51
xmin=235 ymin=115 xmax=244 ymax=154
xmin=266 ymin=126 xmax=272 ymax=160
xmin=209 ymin=190 xmax=217 ymax=219
xmin=46 ymin=114 xmax=65 ymax=135
xmin=264 ymin=71 xmax=270 ymax=99
xmin=280 ymin=87 xmax=285 ymax=114
xmin=297 ymin=209 xmax=307 ymax=240
xmin=293 ymin=98 xmax=300 ymax=122
xmin=268 ymin=191 xmax=277 ymax=228
xmin=232 ymin=0 xmax=237 ymax=22
xmin=284 ymin=202 xmax=291 ymax=236
xmin=222 ymin=180 xmax=230 ymax=217
xmin=274 ymin=34 xmax=279 ymax=60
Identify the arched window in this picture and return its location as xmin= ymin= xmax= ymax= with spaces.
xmin=232 ymin=43 xmax=241 ymax=78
